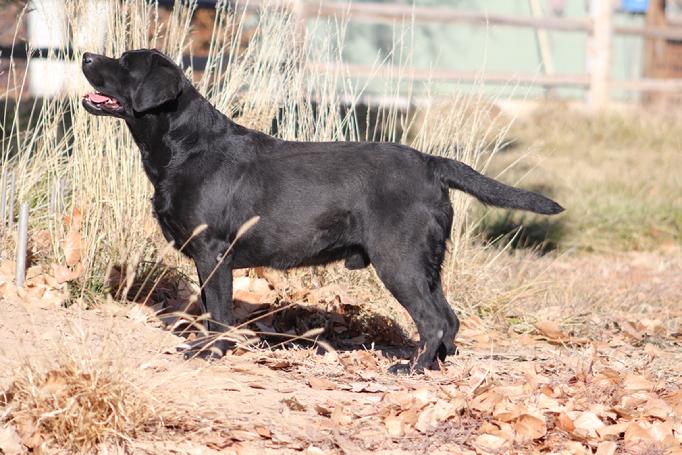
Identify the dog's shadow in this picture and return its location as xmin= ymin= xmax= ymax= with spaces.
xmin=480 ymin=211 xmax=566 ymax=253
xmin=249 ymin=300 xmax=414 ymax=356
xmin=168 ymin=299 xmax=415 ymax=359
xmin=106 ymin=265 xmax=414 ymax=357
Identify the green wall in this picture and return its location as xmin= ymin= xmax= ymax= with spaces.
xmin=311 ymin=0 xmax=646 ymax=100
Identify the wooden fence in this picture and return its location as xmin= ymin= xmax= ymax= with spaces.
xmin=3 ymin=0 xmax=682 ymax=109
xmin=279 ymin=0 xmax=682 ymax=110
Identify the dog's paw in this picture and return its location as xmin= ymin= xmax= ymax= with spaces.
xmin=182 ymin=346 xmax=224 ymax=361
xmin=388 ymin=362 xmax=423 ymax=375
xmin=437 ymin=342 xmax=459 ymax=361
xmin=178 ymin=338 xmax=235 ymax=361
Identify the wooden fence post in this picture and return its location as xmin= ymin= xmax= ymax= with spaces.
xmin=290 ymin=0 xmax=308 ymax=48
xmin=643 ymin=0 xmax=666 ymax=105
xmin=529 ymin=0 xmax=555 ymax=96
xmin=587 ymin=0 xmax=612 ymax=111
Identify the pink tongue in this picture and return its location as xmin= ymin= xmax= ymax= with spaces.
xmin=89 ymin=93 xmax=110 ymax=103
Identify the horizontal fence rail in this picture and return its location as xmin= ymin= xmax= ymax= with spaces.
xmin=310 ymin=2 xmax=593 ymax=31
xmin=309 ymin=63 xmax=682 ymax=92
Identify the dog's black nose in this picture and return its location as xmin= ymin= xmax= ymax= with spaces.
xmin=82 ymin=53 xmax=93 ymax=65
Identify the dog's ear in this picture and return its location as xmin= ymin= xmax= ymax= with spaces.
xmin=131 ymin=54 xmax=183 ymax=113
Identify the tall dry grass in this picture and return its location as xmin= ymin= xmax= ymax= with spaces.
xmin=0 ymin=0 xmax=511 ymax=301
xmin=487 ymin=104 xmax=682 ymax=252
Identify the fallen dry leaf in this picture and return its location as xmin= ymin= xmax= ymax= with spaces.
xmin=330 ymin=405 xmax=353 ymax=427
xmin=559 ymin=441 xmax=591 ymax=455
xmin=254 ymin=425 xmax=271 ymax=439
xmin=63 ymin=230 xmax=83 ymax=266
xmin=303 ymin=446 xmax=327 ymax=455
xmin=251 ymin=278 xmax=271 ymax=294
xmin=624 ymin=421 xmax=655 ymax=446
xmin=595 ymin=441 xmax=617 ymax=455
xmin=641 ymin=397 xmax=674 ymax=419
xmin=415 ymin=400 xmax=456 ymax=433
xmin=572 ymin=411 xmax=605 ymax=438
xmin=555 ymin=412 xmax=575 ymax=433
xmin=384 ymin=413 xmax=404 ymax=437
xmin=492 ymin=398 xmax=523 ymax=423
xmin=514 ymin=413 xmax=547 ymax=442
xmin=267 ymin=360 xmax=293 ymax=371
xmin=596 ymin=422 xmax=628 ymax=440
xmin=623 ymin=373 xmax=655 ymax=392
xmin=63 ymin=207 xmax=83 ymax=230
xmin=51 ymin=263 xmax=83 ymax=284
xmin=535 ymin=320 xmax=566 ymax=339
xmin=664 ymin=390 xmax=682 ymax=415
xmin=314 ymin=404 xmax=332 ymax=417
xmin=474 ymin=433 xmax=508 ymax=453
xmin=470 ymin=389 xmax=504 ymax=413
xmin=650 ymin=421 xmax=679 ymax=447
xmin=308 ymin=377 xmax=336 ymax=391
xmin=349 ymin=382 xmax=389 ymax=393
xmin=281 ymin=397 xmax=306 ymax=412
xmin=233 ymin=290 xmax=275 ymax=305
xmin=0 ymin=425 xmax=22 ymax=455
xmin=593 ymin=367 xmax=622 ymax=387
xmin=127 ymin=304 xmax=155 ymax=324
xmin=13 ymin=414 xmax=42 ymax=449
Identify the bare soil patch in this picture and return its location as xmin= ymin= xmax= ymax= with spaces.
xmin=0 ymin=251 xmax=680 ymax=454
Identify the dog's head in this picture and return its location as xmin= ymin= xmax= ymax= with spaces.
xmin=81 ymin=49 xmax=184 ymax=119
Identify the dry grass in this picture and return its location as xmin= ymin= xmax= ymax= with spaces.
xmin=482 ymin=103 xmax=682 ymax=253
xmin=0 ymin=293 xmax=161 ymax=451
xmin=3 ymin=360 xmax=154 ymax=451
xmin=0 ymin=0 xmax=508 ymax=293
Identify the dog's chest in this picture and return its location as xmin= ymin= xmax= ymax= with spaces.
xmin=151 ymin=189 xmax=188 ymax=246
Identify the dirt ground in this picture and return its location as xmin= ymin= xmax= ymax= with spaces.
xmin=0 ymin=250 xmax=681 ymax=454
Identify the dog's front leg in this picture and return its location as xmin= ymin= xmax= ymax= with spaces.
xmin=182 ymin=254 xmax=235 ymax=360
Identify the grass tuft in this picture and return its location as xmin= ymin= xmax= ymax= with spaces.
xmin=3 ymin=358 xmax=156 ymax=451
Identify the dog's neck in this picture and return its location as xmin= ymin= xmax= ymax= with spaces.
xmin=124 ymin=83 xmax=239 ymax=186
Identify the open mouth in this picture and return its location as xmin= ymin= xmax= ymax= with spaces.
xmin=82 ymin=91 xmax=123 ymax=113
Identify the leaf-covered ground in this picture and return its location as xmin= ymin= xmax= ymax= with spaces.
xmin=0 ymin=249 xmax=681 ymax=454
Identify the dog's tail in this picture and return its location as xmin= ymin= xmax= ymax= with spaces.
xmin=429 ymin=156 xmax=564 ymax=215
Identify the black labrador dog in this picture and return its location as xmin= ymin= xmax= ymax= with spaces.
xmin=81 ymin=49 xmax=563 ymax=373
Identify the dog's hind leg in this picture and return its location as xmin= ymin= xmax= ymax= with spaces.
xmin=367 ymin=206 xmax=458 ymax=373
xmin=369 ymin=249 xmax=453 ymax=373
xmin=432 ymin=284 xmax=459 ymax=360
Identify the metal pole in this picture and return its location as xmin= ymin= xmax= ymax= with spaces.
xmin=0 ymin=169 xmax=6 ymax=226
xmin=49 ymin=178 xmax=57 ymax=216
xmin=59 ymin=177 xmax=66 ymax=215
xmin=15 ymin=202 xmax=29 ymax=287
